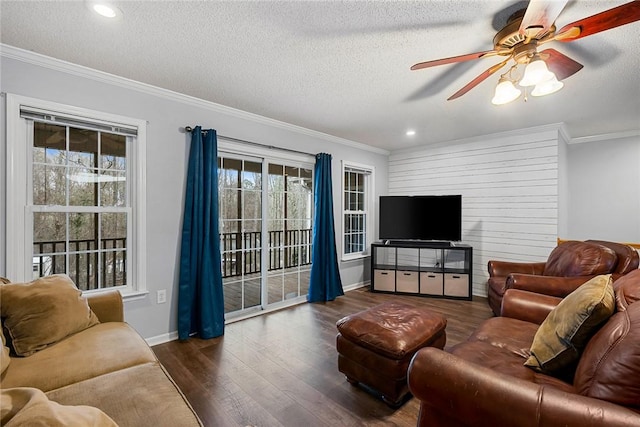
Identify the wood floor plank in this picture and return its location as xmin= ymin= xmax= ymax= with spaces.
xmin=153 ymin=287 xmax=493 ymax=426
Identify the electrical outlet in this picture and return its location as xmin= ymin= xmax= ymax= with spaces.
xmin=156 ymin=289 xmax=167 ymax=304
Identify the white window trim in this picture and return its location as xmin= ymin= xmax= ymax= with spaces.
xmin=5 ymin=94 xmax=147 ymax=297
xmin=341 ymin=160 xmax=374 ymax=261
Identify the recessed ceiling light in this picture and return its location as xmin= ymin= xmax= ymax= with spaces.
xmin=86 ymin=1 xmax=122 ymax=19
xmin=406 ymin=130 xmax=416 ymax=136
xmin=93 ymin=4 xmax=116 ymax=17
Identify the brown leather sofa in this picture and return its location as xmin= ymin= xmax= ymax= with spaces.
xmin=487 ymin=240 xmax=639 ymax=315
xmin=407 ymin=269 xmax=640 ymax=427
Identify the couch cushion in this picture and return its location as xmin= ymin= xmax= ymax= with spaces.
xmin=586 ymin=240 xmax=640 ymax=274
xmin=543 ymin=241 xmax=616 ymax=277
xmin=0 ymin=274 xmax=99 ymax=356
xmin=46 ymin=362 xmax=202 ymax=426
xmin=574 ymin=291 xmax=640 ymax=411
xmin=466 ymin=316 xmax=539 ymax=354
xmin=525 ymin=275 xmax=615 ymax=374
xmin=449 ymin=340 xmax=575 ymax=393
xmin=613 ymin=269 xmax=640 ymax=310
xmin=1 ymin=387 xmax=117 ymax=427
xmin=0 ymin=322 xmax=156 ymax=392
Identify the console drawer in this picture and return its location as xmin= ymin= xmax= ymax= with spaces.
xmin=444 ymin=273 xmax=469 ymax=297
xmin=373 ymin=269 xmax=395 ymax=291
xmin=420 ymin=272 xmax=443 ymax=295
xmin=396 ymin=270 xmax=419 ymax=293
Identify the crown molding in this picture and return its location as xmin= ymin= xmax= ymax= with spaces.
xmin=567 ymin=129 xmax=640 ymax=145
xmin=390 ymin=122 xmax=569 ymax=156
xmin=0 ymin=44 xmax=389 ymax=156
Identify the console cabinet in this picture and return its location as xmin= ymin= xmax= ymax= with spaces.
xmin=371 ymin=241 xmax=472 ymax=300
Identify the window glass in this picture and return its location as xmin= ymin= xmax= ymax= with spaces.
xmin=30 ymin=121 xmax=131 ymax=290
xmin=342 ymin=164 xmax=373 ymax=259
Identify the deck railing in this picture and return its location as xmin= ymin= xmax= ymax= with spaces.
xmin=32 ymin=238 xmax=126 ymax=290
xmin=33 ymin=229 xmax=312 ymax=285
xmin=220 ymin=229 xmax=312 ymax=278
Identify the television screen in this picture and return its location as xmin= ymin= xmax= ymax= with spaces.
xmin=379 ymin=195 xmax=462 ymax=242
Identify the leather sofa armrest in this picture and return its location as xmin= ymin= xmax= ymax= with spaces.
xmin=408 ymin=347 xmax=640 ymax=427
xmin=506 ymin=274 xmax=596 ymax=298
xmin=487 ymin=260 xmax=546 ymax=277
xmin=501 ymin=289 xmax=561 ymax=324
xmin=85 ymin=290 xmax=124 ymax=323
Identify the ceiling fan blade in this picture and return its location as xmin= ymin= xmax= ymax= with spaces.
xmin=519 ymin=0 xmax=569 ymax=37
xmin=555 ymin=0 xmax=640 ymax=42
xmin=411 ymin=50 xmax=499 ymax=71
xmin=447 ymin=59 xmax=510 ymax=101
xmin=539 ymin=48 xmax=583 ymax=80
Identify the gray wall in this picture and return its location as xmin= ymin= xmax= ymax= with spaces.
xmin=565 ymin=135 xmax=640 ymax=242
xmin=0 ymin=51 xmax=388 ymax=341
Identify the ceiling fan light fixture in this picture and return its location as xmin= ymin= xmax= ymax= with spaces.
xmin=519 ymin=55 xmax=554 ymax=87
xmin=531 ymin=75 xmax=564 ymax=96
xmin=491 ymin=77 xmax=522 ymax=105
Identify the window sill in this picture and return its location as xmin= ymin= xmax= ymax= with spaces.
xmin=341 ymin=253 xmax=370 ymax=262
xmin=83 ymin=288 xmax=148 ymax=302
xmin=122 ymin=290 xmax=149 ymax=302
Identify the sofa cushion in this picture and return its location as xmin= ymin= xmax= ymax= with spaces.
xmin=466 ymin=316 xmax=539 ymax=353
xmin=1 ymin=387 xmax=117 ymax=427
xmin=543 ymin=241 xmax=616 ymax=277
xmin=586 ymin=240 xmax=640 ymax=274
xmin=46 ymin=362 xmax=202 ymax=426
xmin=613 ymin=268 xmax=640 ymax=310
xmin=0 ymin=322 xmax=156 ymax=392
xmin=449 ymin=340 xmax=576 ymax=393
xmin=574 ymin=294 xmax=640 ymax=411
xmin=0 ymin=274 xmax=99 ymax=356
xmin=525 ymin=275 xmax=615 ymax=374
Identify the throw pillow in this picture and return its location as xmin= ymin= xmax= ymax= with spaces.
xmin=0 ymin=274 xmax=99 ymax=356
xmin=1 ymin=387 xmax=118 ymax=427
xmin=525 ymin=274 xmax=615 ymax=374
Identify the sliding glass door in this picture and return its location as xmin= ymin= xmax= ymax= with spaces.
xmin=218 ymin=154 xmax=313 ymax=315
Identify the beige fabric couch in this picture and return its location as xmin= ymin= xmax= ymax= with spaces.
xmin=1 ymin=288 xmax=202 ymax=427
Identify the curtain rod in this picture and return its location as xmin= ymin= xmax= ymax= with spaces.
xmin=184 ymin=126 xmax=315 ymax=158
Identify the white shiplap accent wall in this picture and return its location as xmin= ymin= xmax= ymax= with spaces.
xmin=388 ymin=125 xmax=565 ymax=296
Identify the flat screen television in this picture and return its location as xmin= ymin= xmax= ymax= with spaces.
xmin=379 ymin=195 xmax=462 ymax=242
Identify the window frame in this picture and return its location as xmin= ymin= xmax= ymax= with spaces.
xmin=341 ymin=161 xmax=374 ymax=261
xmin=5 ymin=94 xmax=147 ymax=298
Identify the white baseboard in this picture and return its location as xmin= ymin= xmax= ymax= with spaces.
xmin=145 ymin=281 xmax=371 ymax=346
xmin=146 ymin=331 xmax=179 ymax=347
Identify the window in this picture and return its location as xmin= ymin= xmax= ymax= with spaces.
xmin=5 ymin=94 xmax=146 ymax=296
xmin=342 ymin=162 xmax=374 ymax=260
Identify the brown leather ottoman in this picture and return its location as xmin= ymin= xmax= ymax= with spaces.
xmin=336 ymin=301 xmax=446 ymax=407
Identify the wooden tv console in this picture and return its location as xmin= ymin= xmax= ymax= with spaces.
xmin=370 ymin=241 xmax=472 ymax=300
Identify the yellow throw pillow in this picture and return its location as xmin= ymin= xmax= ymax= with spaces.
xmin=525 ymin=274 xmax=615 ymax=374
xmin=1 ymin=387 xmax=118 ymax=427
xmin=0 ymin=274 xmax=99 ymax=356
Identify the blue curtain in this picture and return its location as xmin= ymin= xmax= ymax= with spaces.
xmin=178 ymin=126 xmax=224 ymax=340
xmin=308 ymin=153 xmax=344 ymax=302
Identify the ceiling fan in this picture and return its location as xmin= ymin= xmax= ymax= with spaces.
xmin=411 ymin=0 xmax=640 ymax=104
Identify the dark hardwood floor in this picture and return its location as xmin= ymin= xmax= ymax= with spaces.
xmin=153 ymin=287 xmax=493 ymax=427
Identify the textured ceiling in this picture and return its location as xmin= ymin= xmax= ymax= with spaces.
xmin=1 ymin=0 xmax=639 ymax=151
